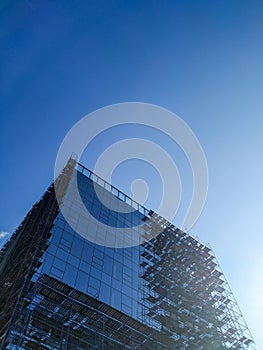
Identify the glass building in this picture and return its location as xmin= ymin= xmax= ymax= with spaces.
xmin=0 ymin=158 xmax=256 ymax=349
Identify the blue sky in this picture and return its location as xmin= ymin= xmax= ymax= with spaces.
xmin=1 ymin=0 xmax=263 ymax=347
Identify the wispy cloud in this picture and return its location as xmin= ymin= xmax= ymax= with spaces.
xmin=0 ymin=231 xmax=9 ymax=239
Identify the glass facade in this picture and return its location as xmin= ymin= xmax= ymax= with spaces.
xmin=0 ymin=159 xmax=256 ymax=349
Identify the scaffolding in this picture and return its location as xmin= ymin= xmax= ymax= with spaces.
xmin=0 ymin=158 xmax=76 ymax=348
xmin=0 ymin=159 xmax=256 ymax=349
xmin=139 ymin=218 xmax=256 ymax=349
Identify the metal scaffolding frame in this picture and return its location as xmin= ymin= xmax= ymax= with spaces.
xmin=0 ymin=158 xmax=256 ymax=349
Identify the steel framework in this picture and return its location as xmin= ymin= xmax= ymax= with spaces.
xmin=0 ymin=158 xmax=256 ymax=349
